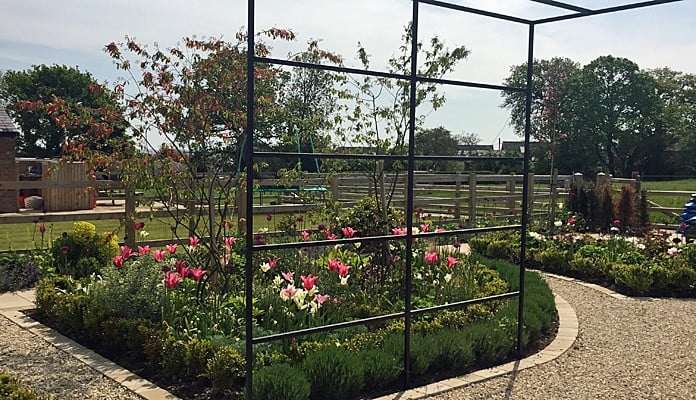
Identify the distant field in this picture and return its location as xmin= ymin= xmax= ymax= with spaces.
xmin=640 ymin=179 xmax=696 ymax=224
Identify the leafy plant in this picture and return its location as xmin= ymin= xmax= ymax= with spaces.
xmin=253 ymin=364 xmax=310 ymax=400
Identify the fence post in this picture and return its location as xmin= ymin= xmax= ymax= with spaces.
xmin=454 ymin=173 xmax=461 ymax=220
xmin=468 ymin=173 xmax=476 ymax=227
xmin=549 ymin=168 xmax=558 ymax=226
xmin=506 ymin=174 xmax=516 ymax=215
xmin=573 ymin=172 xmax=584 ymax=186
xmin=631 ymin=171 xmax=641 ymax=193
xmin=124 ymin=185 xmax=136 ymax=249
xmin=526 ymin=173 xmax=535 ymax=221
xmin=330 ymin=175 xmax=339 ymax=202
xmin=596 ymin=172 xmax=610 ymax=187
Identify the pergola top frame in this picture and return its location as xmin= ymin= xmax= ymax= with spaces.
xmin=420 ymin=0 xmax=683 ymax=25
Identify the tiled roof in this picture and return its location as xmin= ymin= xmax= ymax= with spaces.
xmin=0 ymin=108 xmax=19 ymax=136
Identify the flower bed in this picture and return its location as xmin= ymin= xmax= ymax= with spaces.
xmin=29 ymin=217 xmax=556 ymax=399
xmin=470 ymin=227 xmax=696 ymax=297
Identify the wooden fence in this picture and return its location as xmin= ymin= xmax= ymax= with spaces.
xmin=5 ymin=170 xmax=689 ymax=248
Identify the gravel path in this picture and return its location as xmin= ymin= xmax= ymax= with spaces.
xmin=0 ymin=313 xmax=142 ymax=400
xmin=1 ymin=276 xmax=695 ymax=399
xmin=427 ymin=276 xmax=696 ymax=400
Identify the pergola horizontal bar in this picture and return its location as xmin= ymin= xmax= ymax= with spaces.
xmin=252 ymin=290 xmax=520 ymax=344
xmin=534 ymin=0 xmax=682 ymax=24
xmin=252 ymin=225 xmax=522 ymax=252
xmin=255 ymin=56 xmax=527 ymax=93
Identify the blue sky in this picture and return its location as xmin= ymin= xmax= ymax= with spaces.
xmin=1 ymin=0 xmax=694 ymax=148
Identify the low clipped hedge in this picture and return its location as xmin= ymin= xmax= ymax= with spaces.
xmin=471 ymin=231 xmax=696 ymax=297
xmin=256 ymin=255 xmax=556 ymax=399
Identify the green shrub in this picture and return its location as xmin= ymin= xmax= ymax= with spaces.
xmin=664 ymin=263 xmax=696 ymax=296
xmin=568 ymin=257 xmax=610 ymax=282
xmin=486 ymin=240 xmax=518 ymax=263
xmin=301 ymin=345 xmax=365 ymax=400
xmin=537 ymin=247 xmax=571 ymax=272
xmin=89 ymin=256 xmax=164 ymax=321
xmin=253 ymin=364 xmax=310 ymax=400
xmin=34 ymin=276 xmax=92 ymax=334
xmin=51 ymin=222 xmax=118 ymax=278
xmin=429 ymin=330 xmax=475 ymax=372
xmin=0 ymin=374 xmax=41 ymax=400
xmin=206 ymin=345 xmax=246 ymax=394
xmin=611 ymin=263 xmax=652 ymax=295
xmin=467 ymin=235 xmax=490 ymax=255
xmin=99 ymin=318 xmax=157 ymax=357
xmin=358 ymin=348 xmax=402 ymax=390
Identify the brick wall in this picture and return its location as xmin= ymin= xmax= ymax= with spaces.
xmin=0 ymin=134 xmax=18 ymax=212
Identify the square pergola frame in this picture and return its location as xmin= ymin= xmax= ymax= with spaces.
xmin=242 ymin=1 xmax=683 ymax=398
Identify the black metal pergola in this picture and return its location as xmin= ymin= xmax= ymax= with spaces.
xmin=243 ymin=1 xmax=681 ymax=398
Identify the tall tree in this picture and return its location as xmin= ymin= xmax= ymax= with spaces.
xmin=649 ymin=68 xmax=696 ymax=175
xmin=563 ymin=56 xmax=662 ymax=177
xmin=414 ymin=126 xmax=459 ymax=171
xmin=0 ymin=64 xmax=127 ymax=158
xmin=501 ymin=57 xmax=581 ymax=174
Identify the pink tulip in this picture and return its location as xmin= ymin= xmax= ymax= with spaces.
xmin=315 ymin=294 xmax=329 ymax=304
xmin=424 ymin=252 xmax=438 ymax=265
xmin=447 ymin=256 xmax=458 ymax=268
xmin=138 ymin=245 xmax=150 ymax=255
xmin=189 ymin=236 xmax=200 ymax=247
xmin=301 ymin=231 xmax=310 ymax=239
xmin=301 ymin=274 xmax=319 ymax=290
xmin=120 ymin=245 xmax=133 ymax=260
xmin=282 ymin=271 xmax=294 ymax=283
xmin=153 ymin=249 xmax=166 ymax=262
xmin=338 ymin=263 xmax=351 ymax=278
xmin=268 ymin=257 xmax=280 ymax=269
xmin=164 ymin=272 xmax=180 ymax=289
xmin=419 ymin=224 xmax=429 ymax=233
xmin=224 ymin=236 xmax=237 ymax=247
xmin=113 ymin=255 xmax=124 ymax=268
xmin=328 ymin=258 xmax=341 ymax=271
xmin=341 ymin=227 xmax=356 ymax=238
xmin=189 ymin=266 xmax=207 ymax=282
xmin=165 ymin=243 xmax=178 ymax=254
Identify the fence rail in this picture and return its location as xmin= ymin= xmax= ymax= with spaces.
xmin=2 ymin=171 xmax=658 ymax=247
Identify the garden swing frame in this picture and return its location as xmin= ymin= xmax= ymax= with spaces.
xmin=243 ymin=1 xmax=682 ymax=398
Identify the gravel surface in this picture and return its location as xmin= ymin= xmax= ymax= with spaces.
xmin=426 ymin=276 xmax=696 ymax=400
xmin=0 ymin=313 xmax=142 ymax=400
xmin=1 ymin=276 xmax=695 ymax=399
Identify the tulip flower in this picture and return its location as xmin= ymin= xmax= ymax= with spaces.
xmin=425 ymin=252 xmax=438 ymax=265
xmin=301 ymin=274 xmax=319 ymax=290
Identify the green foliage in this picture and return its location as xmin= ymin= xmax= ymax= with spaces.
xmin=301 ymin=345 xmax=365 ymax=400
xmin=89 ymin=255 xmax=164 ymax=321
xmin=0 ymin=64 xmax=128 ymax=158
xmin=0 ymin=374 xmax=41 ymax=400
xmin=50 ymin=222 xmax=118 ymax=278
xmin=536 ymin=247 xmax=571 ymax=272
xmin=611 ymin=263 xmax=653 ymax=295
xmin=99 ymin=318 xmax=158 ymax=358
xmin=358 ymin=349 xmax=402 ymax=390
xmin=206 ymin=345 xmax=246 ymax=394
xmin=253 ymin=364 xmax=310 ymax=400
xmin=0 ymin=251 xmax=44 ymax=292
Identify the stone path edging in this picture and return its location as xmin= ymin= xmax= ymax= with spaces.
xmin=0 ymin=290 xmax=178 ymax=400
xmin=372 ymin=291 xmax=578 ymax=400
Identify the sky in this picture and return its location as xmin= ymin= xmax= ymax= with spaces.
xmin=1 ymin=0 xmax=695 ymax=149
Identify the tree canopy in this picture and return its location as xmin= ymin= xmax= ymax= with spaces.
xmin=0 ymin=64 xmax=128 ymax=159
xmin=502 ymin=55 xmax=693 ymax=177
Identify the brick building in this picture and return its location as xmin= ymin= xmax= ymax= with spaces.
xmin=0 ymin=108 xmax=19 ymax=212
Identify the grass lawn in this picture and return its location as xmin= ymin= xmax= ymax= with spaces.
xmin=0 ymin=212 xmax=319 ymax=251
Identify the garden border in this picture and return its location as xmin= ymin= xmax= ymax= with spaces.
xmin=0 ymin=287 xmax=577 ymax=400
